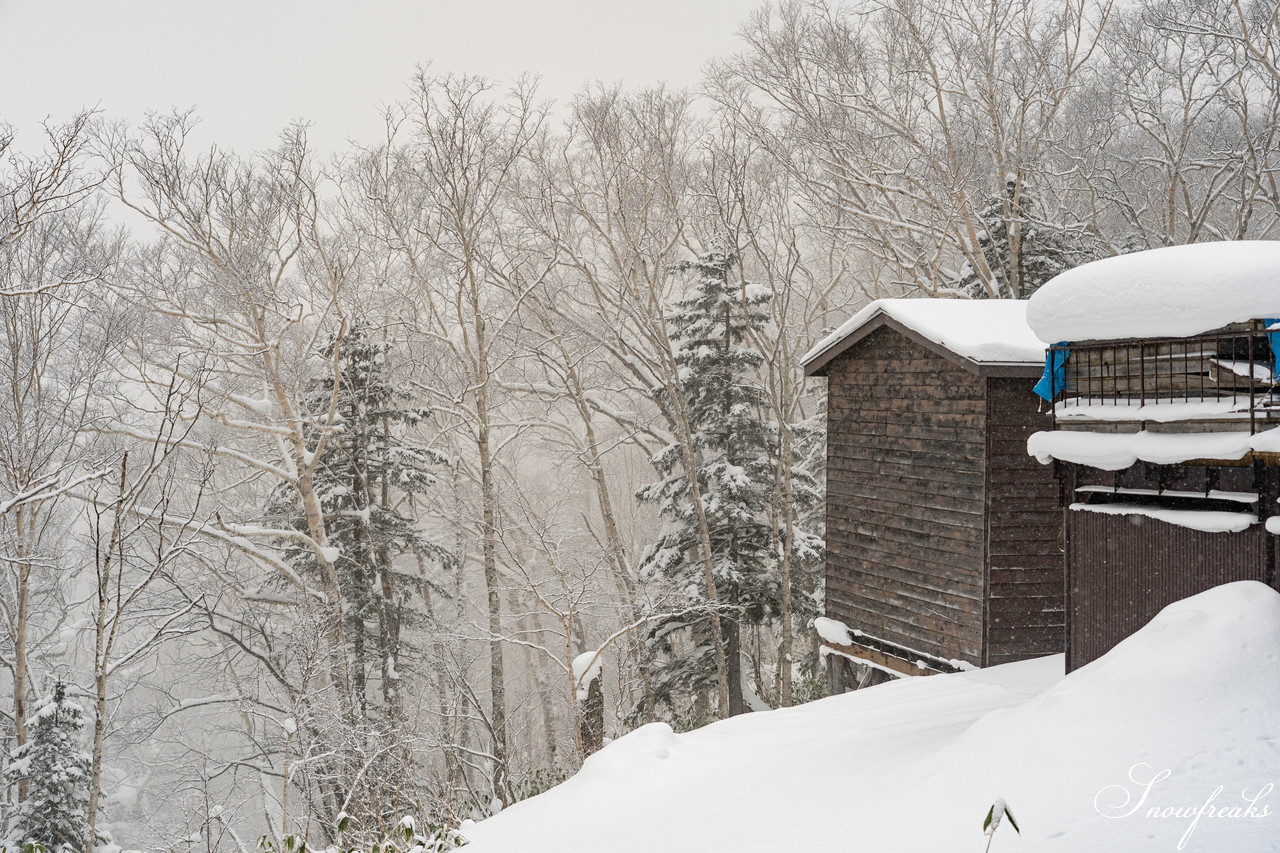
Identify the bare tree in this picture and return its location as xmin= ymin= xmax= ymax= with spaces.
xmin=720 ymin=0 xmax=1109 ymax=297
xmin=77 ymin=385 xmax=210 ymax=852
xmin=522 ymin=86 xmax=740 ymax=716
xmin=354 ymin=72 xmax=553 ymax=806
xmin=1064 ymin=0 xmax=1280 ymax=247
xmin=0 ymin=112 xmax=117 ymax=813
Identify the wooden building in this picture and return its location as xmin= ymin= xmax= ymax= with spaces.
xmin=1025 ymin=241 xmax=1280 ymax=671
xmin=802 ymin=299 xmax=1064 ymax=686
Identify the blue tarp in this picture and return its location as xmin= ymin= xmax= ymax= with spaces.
xmin=1267 ymin=319 xmax=1280 ymax=379
xmin=1034 ymin=343 xmax=1069 ymax=402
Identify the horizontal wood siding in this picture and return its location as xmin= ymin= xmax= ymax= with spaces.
xmin=984 ymin=378 xmax=1066 ymax=666
xmin=825 ymin=328 xmax=985 ymax=663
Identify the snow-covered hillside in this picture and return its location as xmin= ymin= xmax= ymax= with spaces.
xmin=461 ymin=582 xmax=1280 ymax=852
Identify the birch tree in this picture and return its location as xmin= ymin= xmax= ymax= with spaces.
xmin=721 ymin=0 xmax=1109 ymax=296
xmin=101 ymin=114 xmax=396 ymax=836
xmin=355 ymin=72 xmax=553 ymax=806
xmin=524 ymin=86 xmax=739 ymax=716
xmin=0 ymin=112 xmax=117 ymax=808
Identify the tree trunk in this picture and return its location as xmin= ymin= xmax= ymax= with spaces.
xmin=86 ymin=455 xmax=128 ymax=853
xmin=724 ymin=604 xmax=745 ymax=717
xmin=562 ymin=358 xmax=655 ymax=712
xmin=673 ymin=422 xmax=731 ymax=718
xmin=11 ymin=504 xmax=31 ymax=802
xmin=776 ymin=418 xmax=797 ymax=708
xmin=578 ymin=677 xmax=605 ymax=756
xmin=473 ymin=308 xmax=511 ymax=806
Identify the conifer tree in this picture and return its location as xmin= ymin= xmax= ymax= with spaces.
xmin=3 ymin=682 xmax=92 ymax=853
xmin=273 ymin=320 xmax=451 ymax=712
xmin=953 ymin=177 xmax=1083 ymax=299
xmin=268 ymin=320 xmax=453 ymax=832
xmin=638 ymin=250 xmax=800 ymax=718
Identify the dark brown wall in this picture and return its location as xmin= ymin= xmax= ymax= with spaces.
xmin=984 ymin=379 xmax=1066 ymax=666
xmin=1066 ymin=511 xmax=1270 ymax=669
xmin=824 ymin=328 xmax=986 ymax=663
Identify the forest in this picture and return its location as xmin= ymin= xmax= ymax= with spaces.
xmin=2 ymin=0 xmax=1280 ymax=850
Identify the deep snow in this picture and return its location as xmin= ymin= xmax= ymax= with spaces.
xmin=1027 ymin=241 xmax=1280 ymax=342
xmin=461 ymin=582 xmax=1280 ymax=852
xmin=1027 ymin=425 xmax=1280 ymax=470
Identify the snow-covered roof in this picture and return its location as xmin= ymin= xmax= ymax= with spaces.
xmin=1027 ymin=424 xmax=1280 ymax=470
xmin=1027 ymin=240 xmax=1280 ymax=343
xmin=801 ymin=298 xmax=1046 ymax=375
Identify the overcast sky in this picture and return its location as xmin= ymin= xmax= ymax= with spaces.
xmin=0 ymin=0 xmax=761 ymax=155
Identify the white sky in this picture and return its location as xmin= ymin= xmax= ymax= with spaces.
xmin=0 ymin=0 xmax=761 ymax=155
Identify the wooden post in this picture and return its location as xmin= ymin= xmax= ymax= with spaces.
xmin=826 ymin=653 xmax=846 ymax=696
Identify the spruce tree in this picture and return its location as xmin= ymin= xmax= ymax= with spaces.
xmin=268 ymin=320 xmax=453 ymax=831
xmin=953 ymin=177 xmax=1082 ymax=299
xmin=3 ymin=682 xmax=92 ymax=853
xmin=273 ymin=320 xmax=451 ymax=710
xmin=638 ymin=250 xmax=794 ymax=718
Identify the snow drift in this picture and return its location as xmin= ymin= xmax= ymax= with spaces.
xmin=461 ymin=582 xmax=1280 ymax=852
xmin=1026 ymin=240 xmax=1280 ymax=342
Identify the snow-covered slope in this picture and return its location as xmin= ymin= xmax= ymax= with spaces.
xmin=461 ymin=582 xmax=1280 ymax=852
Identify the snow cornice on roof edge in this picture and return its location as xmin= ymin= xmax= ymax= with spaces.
xmin=1026 ymin=241 xmax=1280 ymax=343
xmin=802 ymin=298 xmax=1046 ymax=378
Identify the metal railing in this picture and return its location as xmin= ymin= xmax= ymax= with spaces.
xmin=1046 ymin=321 xmax=1278 ymax=434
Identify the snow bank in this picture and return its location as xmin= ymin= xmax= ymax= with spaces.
xmin=1027 ymin=241 xmax=1280 ymax=342
xmin=461 ymin=582 xmax=1280 ymax=852
xmin=1026 ymin=427 xmax=1280 ymax=469
xmin=802 ymin=298 xmax=1045 ymax=369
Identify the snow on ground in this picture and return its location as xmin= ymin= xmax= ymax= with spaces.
xmin=802 ymin=298 xmax=1045 ymax=368
xmin=462 ymin=582 xmax=1280 ymax=852
xmin=1027 ymin=241 xmax=1280 ymax=342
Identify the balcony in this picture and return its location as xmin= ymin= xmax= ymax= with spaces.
xmin=1045 ymin=321 xmax=1280 ymax=434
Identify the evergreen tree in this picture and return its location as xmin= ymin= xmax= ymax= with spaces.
xmin=3 ymin=683 xmax=92 ymax=853
xmin=273 ymin=320 xmax=451 ymax=710
xmin=638 ymin=250 xmax=810 ymax=719
xmin=952 ymin=177 xmax=1083 ymax=299
xmin=268 ymin=320 xmax=453 ymax=831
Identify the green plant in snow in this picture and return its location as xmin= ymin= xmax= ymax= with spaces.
xmin=1 ymin=683 xmax=92 ymax=853
xmin=982 ymin=798 xmax=1020 ymax=851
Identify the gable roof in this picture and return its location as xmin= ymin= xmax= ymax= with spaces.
xmin=802 ymin=298 xmax=1046 ymax=377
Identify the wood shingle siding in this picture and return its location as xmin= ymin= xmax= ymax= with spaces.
xmin=984 ymin=377 xmax=1066 ymax=665
xmin=816 ymin=318 xmax=1064 ymax=673
xmin=827 ymin=330 xmax=982 ymax=665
